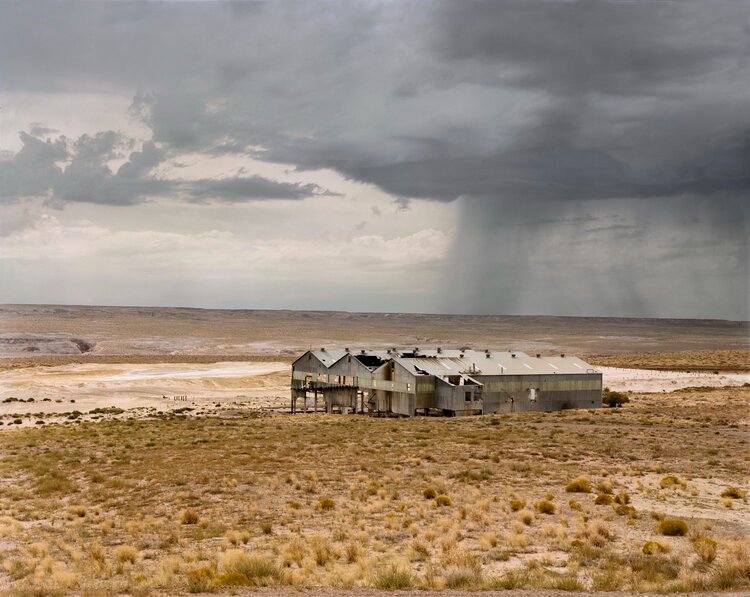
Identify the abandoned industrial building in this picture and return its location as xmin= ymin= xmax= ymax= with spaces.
xmin=291 ymin=348 xmax=602 ymax=416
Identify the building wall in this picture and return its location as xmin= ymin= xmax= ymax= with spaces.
xmin=479 ymin=373 xmax=602 ymax=413
xmin=433 ymin=377 xmax=482 ymax=415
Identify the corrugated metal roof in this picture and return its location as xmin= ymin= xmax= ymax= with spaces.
xmin=302 ymin=348 xmax=598 ymax=376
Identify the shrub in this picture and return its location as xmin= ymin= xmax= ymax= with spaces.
xmin=214 ymin=572 xmax=251 ymax=586
xmin=659 ymin=519 xmax=688 ymax=536
xmin=436 ymin=495 xmax=452 ymax=507
xmin=602 ymin=389 xmax=629 ymax=407
xmin=423 ymin=488 xmax=437 ymax=499
xmin=642 ymin=541 xmax=669 ymax=555
xmin=614 ymin=491 xmax=630 ymax=505
xmin=519 ymin=509 xmax=534 ymax=525
xmin=568 ymin=499 xmax=582 ymax=511
xmin=221 ymin=551 xmax=282 ymax=586
xmin=67 ymin=505 xmax=86 ymax=518
xmin=594 ymin=494 xmax=614 ymax=506
xmin=114 ymin=545 xmax=138 ymax=564
xmin=317 ymin=497 xmax=335 ymax=511
xmin=373 ymin=563 xmax=413 ymax=589
xmin=180 ymin=508 xmax=199 ymax=525
xmin=536 ymin=500 xmax=555 ymax=515
xmin=186 ymin=567 xmax=215 ymax=593
xmin=565 ymin=478 xmax=591 ymax=493
xmin=693 ymin=536 xmax=718 ymax=563
xmin=509 ymin=498 xmax=526 ymax=512
xmin=721 ymin=487 xmax=746 ymax=499
xmin=260 ymin=521 xmax=273 ymax=535
xmin=444 ymin=567 xmax=483 ymax=589
xmin=660 ymin=475 xmax=682 ymax=489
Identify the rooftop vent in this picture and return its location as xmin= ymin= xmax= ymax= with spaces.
xmin=321 ymin=347 xmax=326 ymax=352
xmin=360 ymin=349 xmax=366 ymax=354
xmin=345 ymin=347 xmax=350 ymax=352
xmin=536 ymin=354 xmax=541 ymax=358
xmin=561 ymin=353 xmax=565 ymax=358
xmin=511 ymin=353 xmax=516 ymax=358
xmin=485 ymin=350 xmax=491 ymax=358
xmin=437 ymin=347 xmax=442 ymax=354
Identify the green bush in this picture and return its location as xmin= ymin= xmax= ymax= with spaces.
xmin=659 ymin=518 xmax=688 ymax=536
xmin=602 ymin=388 xmax=629 ymax=407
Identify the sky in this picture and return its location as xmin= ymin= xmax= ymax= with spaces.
xmin=0 ymin=0 xmax=748 ymax=320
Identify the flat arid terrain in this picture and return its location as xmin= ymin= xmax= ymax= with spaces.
xmin=0 ymin=305 xmax=748 ymax=595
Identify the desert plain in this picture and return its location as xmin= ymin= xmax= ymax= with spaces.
xmin=0 ymin=304 xmax=748 ymax=596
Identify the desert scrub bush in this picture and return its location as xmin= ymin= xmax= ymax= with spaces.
xmin=602 ymin=388 xmax=629 ymax=407
xmin=373 ymin=562 xmax=413 ymax=589
xmin=180 ymin=508 xmax=199 ymax=525
xmin=309 ymin=534 xmax=333 ymax=566
xmin=66 ymin=505 xmax=86 ymax=518
xmin=220 ymin=550 xmax=284 ymax=586
xmin=260 ymin=520 xmax=273 ymax=535
xmin=509 ymin=497 xmax=526 ymax=512
xmin=642 ymin=540 xmax=670 ymax=555
xmin=614 ymin=491 xmax=630 ymax=505
xmin=423 ymin=487 xmax=437 ymax=499
xmin=536 ymin=499 xmax=555 ymax=515
xmin=435 ymin=495 xmax=452 ymax=507
xmin=659 ymin=518 xmax=688 ymax=536
xmin=444 ymin=566 xmax=483 ymax=589
xmin=316 ymin=497 xmax=335 ymax=511
xmin=518 ymin=509 xmax=534 ymax=525
xmin=594 ymin=493 xmax=614 ymax=505
xmin=114 ymin=545 xmax=138 ymax=564
xmin=721 ymin=486 xmax=747 ymax=499
xmin=214 ymin=572 xmax=251 ymax=586
xmin=565 ymin=477 xmax=592 ymax=493
xmin=693 ymin=536 xmax=718 ymax=563
xmin=186 ymin=566 xmax=215 ymax=593
xmin=660 ymin=475 xmax=682 ymax=489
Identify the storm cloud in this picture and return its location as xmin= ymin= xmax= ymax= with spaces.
xmin=0 ymin=1 xmax=747 ymax=318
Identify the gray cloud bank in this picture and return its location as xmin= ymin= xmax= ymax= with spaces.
xmin=0 ymin=1 xmax=747 ymax=318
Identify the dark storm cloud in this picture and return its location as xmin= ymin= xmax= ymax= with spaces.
xmin=0 ymin=1 xmax=747 ymax=317
xmin=0 ymin=131 xmax=324 ymax=205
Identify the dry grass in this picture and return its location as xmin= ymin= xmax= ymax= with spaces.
xmin=0 ymin=384 xmax=748 ymax=594
xmin=588 ymin=349 xmax=750 ymax=371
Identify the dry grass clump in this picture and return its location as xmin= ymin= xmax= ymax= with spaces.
xmin=114 ymin=545 xmax=138 ymax=564
xmin=316 ymin=497 xmax=335 ymax=511
xmin=422 ymin=487 xmax=437 ymax=499
xmin=721 ymin=486 xmax=747 ymax=499
xmin=693 ymin=536 xmax=718 ymax=563
xmin=509 ymin=497 xmax=526 ymax=511
xmin=372 ymin=561 xmax=413 ymax=589
xmin=180 ymin=507 xmax=199 ymax=525
xmin=435 ymin=495 xmax=451 ymax=507
xmin=660 ymin=475 xmax=683 ymax=489
xmin=185 ymin=566 xmax=215 ymax=593
xmin=643 ymin=540 xmax=670 ymax=555
xmin=594 ymin=493 xmax=614 ymax=505
xmin=658 ymin=518 xmax=688 ymax=536
xmin=536 ymin=499 xmax=555 ymax=515
xmin=565 ymin=477 xmax=591 ymax=493
xmin=219 ymin=549 xmax=285 ymax=586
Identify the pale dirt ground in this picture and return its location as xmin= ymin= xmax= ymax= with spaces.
xmin=598 ymin=367 xmax=750 ymax=393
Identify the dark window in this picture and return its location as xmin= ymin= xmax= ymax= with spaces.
xmin=465 ymin=391 xmax=472 ymax=402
